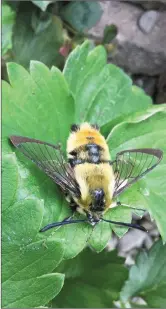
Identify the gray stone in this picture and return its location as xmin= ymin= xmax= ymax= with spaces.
xmin=133 ymin=75 xmax=157 ymax=97
xmin=138 ymin=10 xmax=159 ymax=33
xmin=118 ymin=229 xmax=147 ymax=253
xmin=127 ymin=0 xmax=166 ymax=10
xmin=88 ymin=1 xmax=166 ymax=75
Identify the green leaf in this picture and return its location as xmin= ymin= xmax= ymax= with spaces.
xmin=2 ymin=154 xmax=65 ymax=307
xmin=101 ymin=88 xmax=159 ymax=137
xmin=121 ymin=240 xmax=166 ymax=308
xmin=107 ymin=109 xmax=166 ymax=153
xmin=2 ymin=3 xmax=15 ymax=55
xmin=53 ymin=213 xmax=92 ymax=260
xmin=87 ymin=82 xmax=151 ymax=129
xmin=12 ymin=6 xmax=64 ymax=69
xmin=54 ymin=249 xmax=128 ymax=308
xmin=2 ymin=153 xmax=18 ymax=212
xmin=64 ymin=44 xmax=151 ymax=125
xmin=107 ymin=108 xmax=166 ymax=240
xmin=3 ymin=61 xmax=92 ymax=260
xmin=2 ymin=60 xmax=75 ymax=226
xmin=88 ymin=220 xmax=112 ymax=253
xmin=60 ymin=1 xmax=103 ymax=33
xmin=63 ymin=40 xmax=92 ymax=95
xmin=3 ymin=273 xmax=64 ymax=308
xmin=106 ymin=206 xmax=132 ymax=238
xmin=84 ymin=206 xmax=130 ymax=253
xmin=3 ymin=61 xmax=74 ymax=151
xmin=102 ymin=24 xmax=118 ymax=44
xmin=32 ymin=1 xmax=55 ymax=12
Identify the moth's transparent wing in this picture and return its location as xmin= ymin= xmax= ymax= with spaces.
xmin=10 ymin=136 xmax=80 ymax=196
xmin=112 ymin=148 xmax=163 ymax=197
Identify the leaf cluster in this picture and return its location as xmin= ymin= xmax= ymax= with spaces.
xmin=2 ymin=41 xmax=166 ymax=308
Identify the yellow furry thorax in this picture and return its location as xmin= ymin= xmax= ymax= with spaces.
xmin=67 ymin=122 xmax=110 ymax=160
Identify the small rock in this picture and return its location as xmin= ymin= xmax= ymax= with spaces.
xmin=88 ymin=1 xmax=166 ymax=75
xmin=128 ymin=0 xmax=166 ymax=11
xmin=133 ymin=75 xmax=157 ymax=97
xmin=132 ymin=297 xmax=147 ymax=306
xmin=149 ymin=227 xmax=160 ymax=237
xmin=125 ymin=253 xmax=135 ymax=265
xmin=144 ymin=234 xmax=153 ymax=249
xmin=120 ymin=248 xmax=138 ymax=266
xmin=141 ymin=214 xmax=158 ymax=231
xmin=118 ymin=229 xmax=147 ymax=253
xmin=138 ymin=10 xmax=159 ymax=34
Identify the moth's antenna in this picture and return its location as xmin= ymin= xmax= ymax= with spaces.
xmin=40 ymin=218 xmax=147 ymax=233
xmin=39 ymin=219 xmax=88 ymax=232
xmin=101 ymin=218 xmax=147 ymax=232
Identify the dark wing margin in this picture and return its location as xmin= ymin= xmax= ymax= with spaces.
xmin=10 ymin=135 xmax=80 ymax=197
xmin=112 ymin=148 xmax=163 ymax=197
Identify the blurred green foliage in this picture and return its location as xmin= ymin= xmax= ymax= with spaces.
xmin=2 ymin=3 xmax=16 ymax=56
xmin=2 ymin=1 xmax=117 ymax=73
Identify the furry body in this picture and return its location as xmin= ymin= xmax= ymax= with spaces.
xmin=67 ymin=123 xmax=115 ymax=216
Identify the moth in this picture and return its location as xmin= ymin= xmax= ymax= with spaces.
xmin=10 ymin=123 xmax=163 ymax=232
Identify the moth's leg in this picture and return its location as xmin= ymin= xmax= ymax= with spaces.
xmin=84 ymin=210 xmax=100 ymax=226
xmin=127 ymin=206 xmax=146 ymax=212
xmin=116 ymin=200 xmax=145 ymax=212
xmin=68 ymin=158 xmax=85 ymax=168
xmin=85 ymin=212 xmax=99 ymax=243
xmin=116 ymin=200 xmax=121 ymax=206
xmin=85 ymin=212 xmax=94 ymax=224
xmin=109 ymin=159 xmax=116 ymax=165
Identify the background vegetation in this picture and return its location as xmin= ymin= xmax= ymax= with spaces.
xmin=2 ymin=1 xmax=166 ymax=308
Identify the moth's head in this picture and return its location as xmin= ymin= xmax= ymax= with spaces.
xmin=89 ymin=188 xmax=105 ymax=213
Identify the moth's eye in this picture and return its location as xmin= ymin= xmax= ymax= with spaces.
xmin=71 ymin=124 xmax=80 ymax=132
xmin=69 ymin=150 xmax=77 ymax=156
xmin=91 ymin=124 xmax=100 ymax=131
